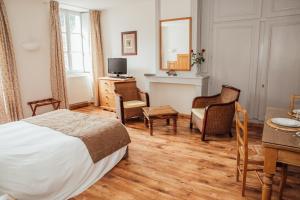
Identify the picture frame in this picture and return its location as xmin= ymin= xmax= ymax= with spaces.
xmin=121 ymin=31 xmax=137 ymax=56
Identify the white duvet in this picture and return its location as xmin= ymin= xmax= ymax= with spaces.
xmin=0 ymin=121 xmax=127 ymax=200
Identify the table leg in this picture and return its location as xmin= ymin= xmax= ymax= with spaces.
xmin=166 ymin=118 xmax=170 ymax=125
xmin=262 ymin=147 xmax=277 ymax=200
xmin=173 ymin=117 xmax=177 ymax=134
xmin=144 ymin=117 xmax=148 ymax=127
xmin=149 ymin=119 xmax=153 ymax=136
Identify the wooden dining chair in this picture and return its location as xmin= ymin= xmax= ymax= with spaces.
xmin=235 ymin=102 xmax=288 ymax=198
xmin=289 ymin=95 xmax=300 ymax=112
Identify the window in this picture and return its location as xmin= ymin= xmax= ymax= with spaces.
xmin=60 ymin=9 xmax=91 ymax=73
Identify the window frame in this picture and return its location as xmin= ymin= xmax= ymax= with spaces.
xmin=60 ymin=9 xmax=88 ymax=74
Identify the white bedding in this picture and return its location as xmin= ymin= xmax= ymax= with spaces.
xmin=0 ymin=121 xmax=127 ymax=200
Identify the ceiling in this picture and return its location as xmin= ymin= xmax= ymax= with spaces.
xmin=58 ymin=0 xmax=152 ymax=10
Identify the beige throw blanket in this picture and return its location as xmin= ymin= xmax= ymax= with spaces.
xmin=23 ymin=109 xmax=131 ymax=163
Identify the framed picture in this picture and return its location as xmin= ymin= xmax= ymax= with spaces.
xmin=121 ymin=31 xmax=137 ymax=56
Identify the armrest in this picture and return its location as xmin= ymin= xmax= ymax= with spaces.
xmin=192 ymin=94 xmax=221 ymax=108
xmin=115 ymin=93 xmax=125 ymax=124
xmin=138 ymin=89 xmax=150 ymax=107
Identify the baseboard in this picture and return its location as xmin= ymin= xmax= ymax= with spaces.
xmin=69 ymin=102 xmax=91 ymax=110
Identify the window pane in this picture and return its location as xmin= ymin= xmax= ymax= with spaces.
xmin=71 ymin=53 xmax=84 ymax=71
xmin=60 ymin=12 xmax=66 ymax=32
xmin=70 ymin=34 xmax=82 ymax=52
xmin=83 ymin=53 xmax=92 ymax=72
xmin=62 ymin=33 xmax=68 ymax=51
xmin=82 ymin=35 xmax=90 ymax=53
xmin=64 ymin=53 xmax=69 ymax=71
xmin=69 ymin=14 xmax=81 ymax=33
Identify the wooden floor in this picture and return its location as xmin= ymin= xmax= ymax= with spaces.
xmin=72 ymin=106 xmax=300 ymax=200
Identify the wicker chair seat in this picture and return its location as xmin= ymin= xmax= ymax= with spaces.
xmin=191 ymin=108 xmax=205 ymax=119
xmin=123 ymin=100 xmax=147 ymax=109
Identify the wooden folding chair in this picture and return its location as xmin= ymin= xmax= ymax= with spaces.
xmin=235 ymin=102 xmax=287 ymax=198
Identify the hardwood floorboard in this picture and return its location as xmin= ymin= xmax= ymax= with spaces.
xmin=72 ymin=106 xmax=300 ymax=200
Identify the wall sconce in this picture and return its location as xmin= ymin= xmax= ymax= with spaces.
xmin=22 ymin=41 xmax=40 ymax=51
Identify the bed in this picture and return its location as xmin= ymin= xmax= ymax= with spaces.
xmin=0 ymin=110 xmax=131 ymax=200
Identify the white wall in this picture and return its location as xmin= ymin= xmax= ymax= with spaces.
xmin=5 ymin=0 xmax=93 ymax=117
xmin=101 ymin=0 xmax=204 ymax=114
xmin=5 ymin=0 xmax=202 ymax=116
xmin=5 ymin=0 xmax=52 ymax=117
xmin=160 ymin=0 xmax=191 ymax=19
xmin=101 ymin=1 xmax=157 ymax=91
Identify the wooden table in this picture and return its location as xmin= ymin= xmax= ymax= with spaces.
xmin=142 ymin=105 xmax=178 ymax=136
xmin=262 ymin=107 xmax=300 ymax=200
xmin=27 ymin=98 xmax=61 ymax=116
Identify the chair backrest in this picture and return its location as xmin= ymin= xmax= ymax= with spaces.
xmin=289 ymin=95 xmax=300 ymax=112
xmin=114 ymin=81 xmax=140 ymax=101
xmin=220 ymin=85 xmax=241 ymax=103
xmin=235 ymin=102 xmax=248 ymax=158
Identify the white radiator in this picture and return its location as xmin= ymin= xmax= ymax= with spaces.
xmin=67 ymin=74 xmax=93 ymax=105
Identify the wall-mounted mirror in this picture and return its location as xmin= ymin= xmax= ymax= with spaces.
xmin=160 ymin=17 xmax=192 ymax=71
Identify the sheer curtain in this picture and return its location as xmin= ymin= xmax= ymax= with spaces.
xmin=90 ymin=10 xmax=104 ymax=106
xmin=0 ymin=0 xmax=23 ymax=124
xmin=50 ymin=0 xmax=68 ymax=108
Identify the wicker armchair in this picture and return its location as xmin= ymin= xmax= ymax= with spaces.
xmin=190 ymin=85 xmax=241 ymax=141
xmin=114 ymin=81 xmax=149 ymax=124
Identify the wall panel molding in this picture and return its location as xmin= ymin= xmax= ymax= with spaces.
xmin=263 ymin=0 xmax=300 ymax=17
xmin=211 ymin=20 xmax=260 ymax=117
xmin=213 ymin=0 xmax=262 ymax=22
xmin=257 ymin=16 xmax=300 ymax=119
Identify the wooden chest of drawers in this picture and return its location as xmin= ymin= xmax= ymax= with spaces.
xmin=98 ymin=77 xmax=135 ymax=112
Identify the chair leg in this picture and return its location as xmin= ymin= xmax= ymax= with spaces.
xmin=229 ymin=131 xmax=233 ymax=137
xmin=190 ymin=113 xmax=193 ymax=129
xmin=236 ymin=152 xmax=240 ymax=182
xmin=201 ymin=131 xmax=206 ymax=141
xmin=279 ymin=164 xmax=288 ymax=200
xmin=242 ymin=159 xmax=248 ymax=196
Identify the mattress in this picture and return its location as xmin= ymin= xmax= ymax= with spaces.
xmin=0 ymin=121 xmax=127 ymax=200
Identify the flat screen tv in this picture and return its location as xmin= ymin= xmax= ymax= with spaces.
xmin=108 ymin=58 xmax=127 ymax=77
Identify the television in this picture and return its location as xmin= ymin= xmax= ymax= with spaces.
xmin=108 ymin=58 xmax=127 ymax=77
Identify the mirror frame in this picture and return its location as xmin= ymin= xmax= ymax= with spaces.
xmin=159 ymin=17 xmax=192 ymax=71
